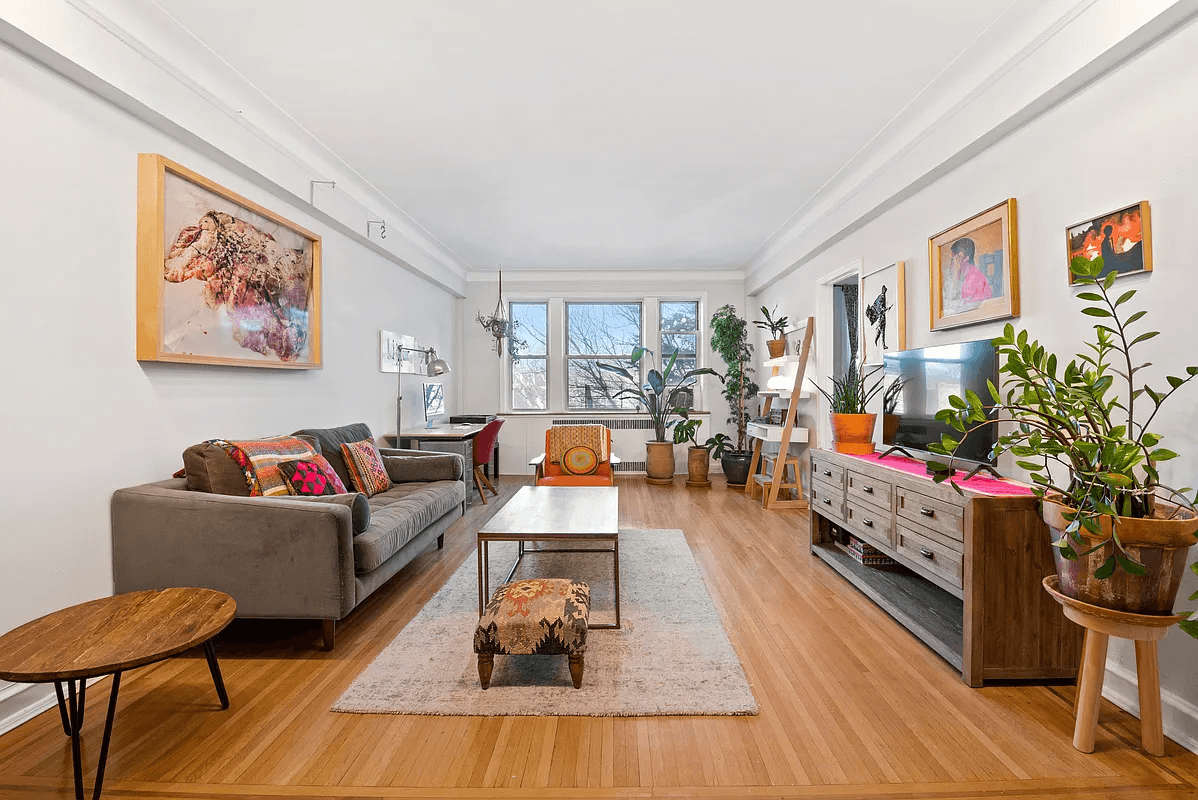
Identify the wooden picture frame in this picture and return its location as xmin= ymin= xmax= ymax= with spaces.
xmin=136 ymin=154 xmax=322 ymax=368
xmin=1066 ymin=201 xmax=1152 ymax=284
xmin=859 ymin=260 xmax=906 ymax=366
xmin=929 ymin=199 xmax=1018 ymax=331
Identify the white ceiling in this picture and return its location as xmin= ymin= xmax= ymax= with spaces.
xmin=155 ymin=0 xmax=1014 ymax=272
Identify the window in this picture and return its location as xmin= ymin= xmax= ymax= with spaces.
xmin=510 ymin=302 xmax=548 ymax=410
xmin=660 ymin=300 xmax=699 ymax=408
xmin=566 ymin=302 xmax=642 ymax=410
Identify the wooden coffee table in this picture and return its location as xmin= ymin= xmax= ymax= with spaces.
xmin=477 ymin=486 xmax=620 ymax=628
xmin=0 ymin=588 xmax=235 ymax=800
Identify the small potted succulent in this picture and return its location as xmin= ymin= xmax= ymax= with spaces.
xmin=754 ymin=305 xmax=792 ymax=358
xmin=930 ymin=255 xmax=1198 ymax=627
xmin=813 ymin=358 xmax=886 ymax=455
xmin=673 ymin=411 xmax=720 ymax=488
xmin=710 ymin=305 xmax=759 ymax=485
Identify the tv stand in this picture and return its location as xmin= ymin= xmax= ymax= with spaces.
xmin=808 ymin=448 xmax=1081 ymax=686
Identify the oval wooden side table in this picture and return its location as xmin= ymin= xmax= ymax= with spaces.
xmin=0 ymin=588 xmax=235 ymax=800
xmin=1043 ymin=576 xmax=1181 ymax=756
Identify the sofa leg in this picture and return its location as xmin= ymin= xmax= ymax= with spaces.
xmin=437 ymin=533 xmax=444 ymax=549
xmin=569 ymin=653 xmax=584 ymax=689
xmin=321 ymin=619 xmax=335 ymax=651
xmin=478 ymin=654 xmax=493 ymax=689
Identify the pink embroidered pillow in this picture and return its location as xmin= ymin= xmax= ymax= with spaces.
xmin=340 ymin=439 xmax=392 ymax=497
xmin=279 ymin=455 xmax=347 ymax=496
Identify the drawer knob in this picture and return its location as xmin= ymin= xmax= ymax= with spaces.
xmin=822 ymin=469 xmax=832 ymax=477
xmin=822 ymin=497 xmax=831 ymax=505
xmin=920 ymin=548 xmax=934 ymax=560
xmin=862 ymin=485 xmax=874 ymax=494
xmin=863 ymin=519 xmax=874 ymax=528
xmin=919 ymin=507 xmax=935 ymax=517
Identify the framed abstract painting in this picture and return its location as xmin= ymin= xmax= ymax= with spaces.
xmin=1066 ymin=201 xmax=1152 ymax=284
xmin=928 ymin=199 xmax=1018 ymax=331
xmin=136 ymin=154 xmax=322 ymax=368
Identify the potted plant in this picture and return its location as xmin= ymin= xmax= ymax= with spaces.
xmin=754 ymin=305 xmax=792 ymax=358
xmin=673 ymin=411 xmax=724 ymax=487
xmin=929 ymin=255 xmax=1198 ymax=627
xmin=882 ymin=376 xmax=904 ymax=444
xmin=597 ymin=347 xmax=719 ymax=485
xmin=813 ymin=358 xmax=886 ymax=455
xmin=710 ymin=304 xmax=760 ymax=486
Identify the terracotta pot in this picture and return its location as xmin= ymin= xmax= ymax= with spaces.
xmin=882 ymin=413 xmax=900 ymax=444
xmin=766 ymin=339 xmax=787 ymax=358
xmin=720 ymin=450 xmax=753 ymax=486
xmin=1042 ymin=499 xmax=1198 ymax=614
xmin=685 ymin=446 xmax=712 ymax=488
xmin=645 ymin=441 xmax=676 ymax=485
xmin=830 ymin=413 xmax=877 ymax=455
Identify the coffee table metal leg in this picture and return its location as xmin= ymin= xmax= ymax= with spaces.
xmin=477 ymin=540 xmax=485 ymax=616
xmin=613 ymin=537 xmax=621 ymax=630
xmin=203 ymin=640 xmax=229 ymax=709
xmin=91 ymin=671 xmax=121 ymax=800
xmin=67 ymin=679 xmax=84 ymax=800
xmin=54 ymin=681 xmax=71 ymax=736
xmin=62 ymin=673 xmax=122 ymax=800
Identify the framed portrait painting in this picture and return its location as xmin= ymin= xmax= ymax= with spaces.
xmin=1066 ymin=201 xmax=1152 ymax=284
xmin=859 ymin=260 xmax=906 ymax=367
xmin=136 ymin=154 xmax=322 ymax=368
xmin=929 ymin=199 xmax=1019 ymax=331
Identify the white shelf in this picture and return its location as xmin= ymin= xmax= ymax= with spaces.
xmin=747 ymin=422 xmax=810 ymax=443
xmin=763 ymin=355 xmax=805 ymax=368
xmin=758 ymin=389 xmax=812 ymax=400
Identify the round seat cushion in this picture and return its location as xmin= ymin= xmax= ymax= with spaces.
xmin=474 ymin=578 xmax=590 ymax=656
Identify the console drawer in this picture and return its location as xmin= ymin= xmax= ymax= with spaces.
xmin=811 ymin=482 xmax=844 ymax=523
xmin=896 ymin=525 xmax=964 ymax=589
xmin=810 ymin=454 xmax=844 ymax=488
xmin=896 ymin=487 xmax=964 ymax=542
xmin=847 ymin=470 xmax=892 ymax=513
xmin=845 ymin=499 xmax=891 ymax=550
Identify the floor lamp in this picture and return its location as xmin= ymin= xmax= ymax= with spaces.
xmin=395 ymin=346 xmax=451 ymax=437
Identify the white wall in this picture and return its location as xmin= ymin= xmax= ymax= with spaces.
xmin=461 ymin=272 xmax=746 ymax=474
xmin=0 ymin=36 xmax=458 ymax=730
xmin=751 ymin=18 xmax=1198 ymax=749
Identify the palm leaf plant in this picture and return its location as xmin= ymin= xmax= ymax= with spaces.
xmin=597 ymin=347 xmax=721 ymax=443
xmin=928 ymin=255 xmax=1198 ymax=632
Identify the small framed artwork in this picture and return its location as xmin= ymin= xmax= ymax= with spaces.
xmin=136 ymin=154 xmax=322 ymax=368
xmin=859 ymin=261 xmax=906 ymax=366
xmin=1066 ymin=201 xmax=1152 ymax=284
xmin=929 ymin=199 xmax=1018 ymax=331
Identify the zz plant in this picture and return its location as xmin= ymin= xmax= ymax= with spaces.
xmin=928 ymin=255 xmax=1198 ymax=635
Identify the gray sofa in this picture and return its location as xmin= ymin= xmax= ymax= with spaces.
xmin=111 ymin=423 xmax=467 ymax=649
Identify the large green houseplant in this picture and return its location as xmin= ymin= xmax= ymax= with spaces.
xmin=929 ymin=256 xmax=1198 ymax=628
xmin=710 ymin=304 xmax=759 ymax=486
xmin=597 ymin=347 xmax=719 ymax=485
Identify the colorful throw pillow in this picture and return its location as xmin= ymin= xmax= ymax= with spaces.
xmin=279 ymin=455 xmax=347 ymax=496
xmin=561 ymin=445 xmax=599 ymax=476
xmin=340 ymin=439 xmax=393 ymax=497
xmin=221 ymin=436 xmax=318 ymax=496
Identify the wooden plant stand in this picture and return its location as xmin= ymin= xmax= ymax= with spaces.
xmin=745 ymin=318 xmax=813 ymax=509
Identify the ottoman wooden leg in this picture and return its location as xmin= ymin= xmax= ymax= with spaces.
xmin=569 ymin=654 xmax=584 ymax=689
xmin=478 ymin=654 xmax=494 ymax=689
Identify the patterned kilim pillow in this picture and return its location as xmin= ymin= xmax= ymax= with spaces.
xmin=561 ymin=444 xmax=599 ymax=476
xmin=210 ymin=436 xmax=318 ymax=496
xmin=279 ymin=455 xmax=347 ymax=496
xmin=340 ymin=439 xmax=392 ymax=497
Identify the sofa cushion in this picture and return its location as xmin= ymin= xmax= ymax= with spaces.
xmin=383 ymin=453 xmax=463 ymax=483
xmin=279 ymin=456 xmax=347 ymax=496
xmin=293 ymin=423 xmax=373 ymax=490
xmin=341 ymin=439 xmax=393 ymax=497
xmin=277 ymin=492 xmax=371 ymax=533
xmin=353 ymin=480 xmax=466 ymax=573
xmin=183 ymin=441 xmax=252 ymax=496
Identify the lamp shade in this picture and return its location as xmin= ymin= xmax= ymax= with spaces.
xmin=426 ymin=349 xmax=450 ymax=376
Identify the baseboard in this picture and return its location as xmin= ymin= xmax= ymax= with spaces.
xmin=0 ymin=682 xmax=58 ymax=737
xmin=1103 ymin=658 xmax=1198 ymax=754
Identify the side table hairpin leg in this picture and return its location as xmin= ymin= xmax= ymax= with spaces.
xmin=56 ymin=672 xmax=122 ymax=800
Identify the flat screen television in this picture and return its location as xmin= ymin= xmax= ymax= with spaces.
xmin=882 ymin=339 xmax=999 ymax=465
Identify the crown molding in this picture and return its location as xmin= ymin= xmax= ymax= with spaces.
xmin=465 ymin=268 xmax=746 ymax=284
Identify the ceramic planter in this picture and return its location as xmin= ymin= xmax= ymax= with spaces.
xmin=1042 ymin=499 xmax=1198 ymax=614
xmin=720 ymin=450 xmax=753 ymax=486
xmin=645 ymin=441 xmax=676 ymax=485
xmin=766 ymin=339 xmax=787 ymax=359
xmin=830 ymin=413 xmax=877 ymax=455
xmin=685 ymin=446 xmax=712 ymax=488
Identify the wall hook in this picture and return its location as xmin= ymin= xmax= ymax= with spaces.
xmin=367 ymin=220 xmax=386 ymax=239
xmin=308 ymin=180 xmax=336 ymax=204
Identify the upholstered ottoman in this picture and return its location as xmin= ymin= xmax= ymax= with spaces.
xmin=474 ymin=578 xmax=590 ymax=689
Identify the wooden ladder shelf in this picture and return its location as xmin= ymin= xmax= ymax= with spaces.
xmin=745 ymin=318 xmax=814 ymax=510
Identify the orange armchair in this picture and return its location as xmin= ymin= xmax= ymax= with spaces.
xmin=530 ymin=425 xmax=620 ymax=486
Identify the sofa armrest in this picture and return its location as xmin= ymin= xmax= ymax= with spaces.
xmin=383 ymin=453 xmax=464 ymax=482
xmin=112 ymin=481 xmax=356 ymax=620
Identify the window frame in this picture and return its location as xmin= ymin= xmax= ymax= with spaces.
xmin=564 ymin=300 xmax=644 ymax=411
xmin=507 ymin=300 xmax=550 ymax=411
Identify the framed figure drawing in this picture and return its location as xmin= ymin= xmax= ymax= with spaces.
xmin=1066 ymin=201 xmax=1152 ymax=284
xmin=929 ymin=199 xmax=1018 ymax=331
xmin=859 ymin=261 xmax=905 ymax=367
xmin=136 ymin=154 xmax=322 ymax=368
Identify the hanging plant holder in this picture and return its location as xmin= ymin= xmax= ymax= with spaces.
xmin=475 ymin=271 xmax=525 ymax=356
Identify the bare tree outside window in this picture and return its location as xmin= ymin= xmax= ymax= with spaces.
xmin=510 ymin=302 xmax=547 ymax=410
xmin=660 ymin=301 xmax=699 ymax=406
xmin=567 ymin=302 xmax=642 ymax=409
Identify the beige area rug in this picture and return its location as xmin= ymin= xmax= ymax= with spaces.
xmin=332 ymin=529 xmax=759 ymax=716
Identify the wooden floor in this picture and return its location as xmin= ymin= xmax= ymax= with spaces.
xmin=1 ymin=477 xmax=1197 ymax=799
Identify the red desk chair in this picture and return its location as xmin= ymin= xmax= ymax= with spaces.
xmin=473 ymin=418 xmax=505 ymax=504
xmin=530 ymin=424 xmax=620 ymax=486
